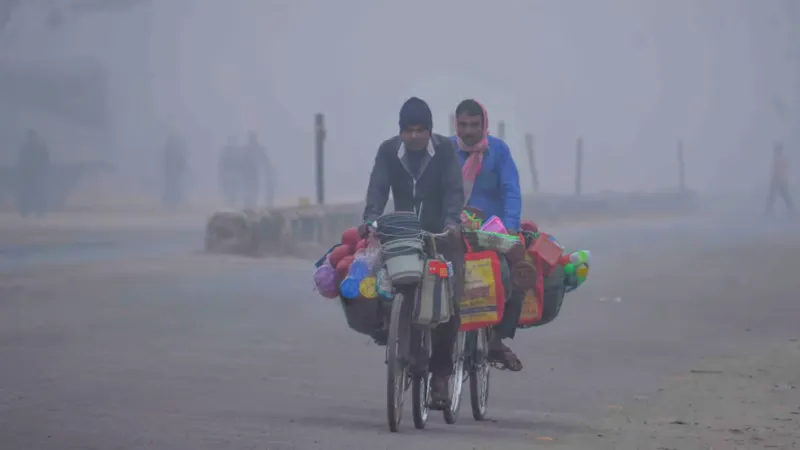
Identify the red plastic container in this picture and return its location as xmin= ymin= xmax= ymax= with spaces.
xmin=527 ymin=233 xmax=564 ymax=276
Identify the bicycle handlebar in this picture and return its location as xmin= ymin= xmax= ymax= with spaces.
xmin=421 ymin=229 xmax=452 ymax=239
xmin=371 ymin=219 xmax=456 ymax=239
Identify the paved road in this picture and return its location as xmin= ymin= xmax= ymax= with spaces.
xmin=0 ymin=215 xmax=798 ymax=449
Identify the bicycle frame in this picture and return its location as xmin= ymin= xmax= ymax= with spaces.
xmin=382 ymin=230 xmax=452 ymax=366
xmin=383 ymin=228 xmax=454 ymax=431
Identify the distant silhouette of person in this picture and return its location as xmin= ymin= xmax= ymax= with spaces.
xmin=162 ymin=134 xmax=188 ymax=210
xmin=262 ymin=143 xmax=274 ymax=209
xmin=18 ymin=129 xmax=50 ymax=217
xmin=240 ymin=131 xmax=273 ymax=209
xmin=766 ymin=143 xmax=793 ymax=216
xmin=218 ymin=137 xmax=239 ymax=207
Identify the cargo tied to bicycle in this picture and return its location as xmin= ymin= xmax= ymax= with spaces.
xmin=311 ymin=211 xmax=592 ymax=342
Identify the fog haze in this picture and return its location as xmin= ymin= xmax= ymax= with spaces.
xmin=1 ymin=0 xmax=797 ymax=206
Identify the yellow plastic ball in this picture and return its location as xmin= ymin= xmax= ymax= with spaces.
xmin=359 ymin=276 xmax=378 ymax=299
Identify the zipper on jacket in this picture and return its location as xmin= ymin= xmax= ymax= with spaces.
xmin=399 ymin=146 xmax=429 ymax=219
xmin=412 ymin=178 xmax=419 ymax=217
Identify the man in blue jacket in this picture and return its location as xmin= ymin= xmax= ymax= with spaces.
xmin=452 ymin=99 xmax=525 ymax=371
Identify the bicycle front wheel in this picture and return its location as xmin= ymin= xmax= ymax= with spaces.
xmin=411 ymin=366 xmax=431 ymax=429
xmin=386 ymin=291 xmax=410 ymax=432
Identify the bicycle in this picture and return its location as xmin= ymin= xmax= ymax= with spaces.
xmin=444 ymin=326 xmax=491 ymax=424
xmin=417 ymin=282 xmax=492 ymax=427
xmin=380 ymin=226 xmax=458 ymax=432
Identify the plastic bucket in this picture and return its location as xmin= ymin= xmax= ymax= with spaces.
xmin=382 ymin=238 xmax=424 ymax=285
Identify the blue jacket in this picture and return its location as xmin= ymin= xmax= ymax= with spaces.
xmin=452 ymin=135 xmax=522 ymax=231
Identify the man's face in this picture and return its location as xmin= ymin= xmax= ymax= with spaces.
xmin=400 ymin=125 xmax=431 ymax=151
xmin=456 ymin=113 xmax=483 ymax=147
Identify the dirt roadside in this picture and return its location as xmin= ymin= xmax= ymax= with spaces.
xmin=553 ymin=339 xmax=800 ymax=450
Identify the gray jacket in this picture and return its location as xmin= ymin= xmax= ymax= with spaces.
xmin=363 ymin=134 xmax=464 ymax=233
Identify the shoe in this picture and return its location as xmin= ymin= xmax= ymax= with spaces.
xmin=488 ymin=340 xmax=524 ymax=372
xmin=372 ymin=328 xmax=388 ymax=346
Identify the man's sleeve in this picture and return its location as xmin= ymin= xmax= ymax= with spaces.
xmin=442 ymin=142 xmax=466 ymax=226
xmin=363 ymin=143 xmax=391 ymax=224
xmin=499 ymin=142 xmax=522 ymax=231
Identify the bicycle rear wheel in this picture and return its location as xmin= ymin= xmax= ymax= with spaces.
xmin=443 ymin=330 xmax=466 ymax=424
xmin=469 ymin=328 xmax=490 ymax=421
xmin=386 ymin=291 xmax=411 ymax=432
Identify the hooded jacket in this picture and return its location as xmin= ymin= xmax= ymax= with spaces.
xmin=452 ymin=135 xmax=522 ymax=231
xmin=363 ymin=134 xmax=465 ymax=233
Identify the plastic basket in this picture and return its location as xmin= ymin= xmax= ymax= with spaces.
xmin=463 ymin=229 xmax=521 ymax=254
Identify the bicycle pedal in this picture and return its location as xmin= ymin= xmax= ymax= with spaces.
xmin=489 ymin=362 xmax=508 ymax=371
xmin=428 ymin=399 xmax=449 ymax=411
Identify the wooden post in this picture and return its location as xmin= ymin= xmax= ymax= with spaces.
xmin=449 ymin=113 xmax=456 ymax=136
xmin=497 ymin=121 xmax=506 ymax=141
xmin=575 ymin=137 xmax=584 ymax=196
xmin=677 ymin=140 xmax=685 ymax=192
xmin=525 ymin=133 xmax=539 ymax=193
xmin=314 ymin=113 xmax=326 ymax=205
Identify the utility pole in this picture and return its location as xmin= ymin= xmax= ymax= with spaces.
xmin=525 ymin=133 xmax=539 ymax=193
xmin=677 ymin=139 xmax=686 ymax=192
xmin=575 ymin=137 xmax=584 ymax=196
xmin=314 ymin=113 xmax=326 ymax=205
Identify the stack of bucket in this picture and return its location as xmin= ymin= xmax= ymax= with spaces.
xmin=376 ymin=212 xmax=425 ymax=285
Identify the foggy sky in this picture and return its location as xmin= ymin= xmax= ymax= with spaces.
xmin=1 ymin=0 xmax=798 ymax=206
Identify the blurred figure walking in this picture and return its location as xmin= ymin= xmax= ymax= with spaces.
xmin=765 ymin=143 xmax=793 ymax=216
xmin=162 ymin=134 xmax=188 ymax=210
xmin=18 ymin=129 xmax=50 ymax=217
xmin=240 ymin=131 xmax=273 ymax=209
xmin=218 ymin=137 xmax=239 ymax=207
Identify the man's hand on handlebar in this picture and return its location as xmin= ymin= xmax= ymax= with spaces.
xmin=357 ymin=222 xmax=376 ymax=238
xmin=444 ymin=223 xmax=462 ymax=241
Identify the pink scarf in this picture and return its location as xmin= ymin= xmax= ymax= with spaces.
xmin=457 ymin=101 xmax=489 ymax=200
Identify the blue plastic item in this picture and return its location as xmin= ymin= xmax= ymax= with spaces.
xmin=340 ymin=277 xmax=362 ymax=299
xmin=348 ymin=259 xmax=371 ymax=280
xmin=376 ymin=268 xmax=392 ymax=298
